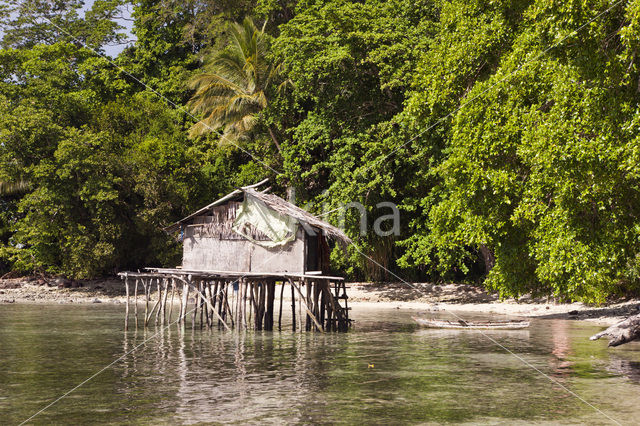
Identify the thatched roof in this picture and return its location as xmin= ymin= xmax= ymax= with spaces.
xmin=164 ymin=180 xmax=351 ymax=245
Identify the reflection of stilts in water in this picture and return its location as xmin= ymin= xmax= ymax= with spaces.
xmin=550 ymin=319 xmax=574 ymax=379
xmin=234 ymin=333 xmax=248 ymax=406
xmin=118 ymin=324 xmax=345 ymax=424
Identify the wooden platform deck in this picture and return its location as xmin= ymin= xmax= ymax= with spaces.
xmin=117 ymin=268 xmax=350 ymax=332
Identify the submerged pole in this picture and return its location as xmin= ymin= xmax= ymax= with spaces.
xmin=278 ymin=281 xmax=284 ymax=331
xmin=133 ymin=278 xmax=139 ymax=328
xmin=124 ymin=275 xmax=130 ymax=331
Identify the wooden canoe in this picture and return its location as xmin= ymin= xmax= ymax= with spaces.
xmin=413 ymin=317 xmax=530 ymax=330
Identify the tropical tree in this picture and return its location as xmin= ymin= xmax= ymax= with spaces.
xmin=187 ymin=17 xmax=282 ymax=152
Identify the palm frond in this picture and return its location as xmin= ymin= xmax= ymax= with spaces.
xmin=187 ymin=16 xmax=283 ymax=152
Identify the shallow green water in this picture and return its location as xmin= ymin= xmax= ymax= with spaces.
xmin=1 ymin=304 xmax=639 ymax=425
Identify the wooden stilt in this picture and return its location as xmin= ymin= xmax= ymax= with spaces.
xmin=298 ymin=281 xmax=303 ymax=331
xmin=291 ymin=281 xmax=296 ymax=332
xmin=168 ymin=279 xmax=175 ymax=323
xmin=124 ymin=275 xmax=130 ymax=331
xmin=289 ymin=278 xmax=323 ymax=331
xmin=161 ymin=278 xmax=168 ymax=325
xmin=133 ymin=278 xmax=139 ymax=328
xmin=144 ymin=278 xmax=149 ymax=326
xmin=191 ymin=281 xmax=230 ymax=331
xmin=224 ymin=282 xmax=234 ymax=328
xmin=315 ymin=281 xmax=322 ymax=331
xmin=259 ymin=281 xmax=264 ymax=330
xmin=192 ymin=280 xmax=200 ymax=328
xmin=170 ymin=275 xmax=231 ymax=331
xmin=319 ymin=281 xmax=326 ymax=330
xmin=181 ymin=277 xmax=190 ymax=324
xmin=265 ymin=280 xmax=275 ymax=331
xmin=278 ymin=281 xmax=284 ymax=331
xmin=211 ymin=281 xmax=217 ymax=327
xmin=155 ymin=278 xmax=162 ymax=325
xmin=243 ymin=280 xmax=249 ymax=329
xmin=342 ymin=281 xmax=350 ymax=328
xmin=305 ymin=280 xmax=312 ymax=331
xmin=234 ymin=279 xmax=240 ymax=328
xmin=252 ymin=282 xmax=259 ymax=330
xmin=247 ymin=282 xmax=256 ymax=329
xmin=204 ymin=282 xmax=211 ymax=328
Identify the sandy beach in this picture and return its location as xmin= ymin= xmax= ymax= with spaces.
xmin=2 ymin=276 xmax=639 ymax=326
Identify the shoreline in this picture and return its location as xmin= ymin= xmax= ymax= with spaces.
xmin=1 ymin=277 xmax=638 ymax=326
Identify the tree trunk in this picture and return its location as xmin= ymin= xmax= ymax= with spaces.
xmin=268 ymin=125 xmax=282 ymax=154
xmin=479 ymin=244 xmax=495 ymax=274
xmin=590 ymin=313 xmax=640 ymax=347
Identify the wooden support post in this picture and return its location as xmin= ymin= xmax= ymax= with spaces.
xmin=248 ymin=281 xmax=254 ymax=328
xmin=314 ymin=281 xmax=322 ymax=331
xmin=168 ymin=279 xmax=175 ymax=323
xmin=291 ymin=281 xmax=296 ymax=332
xmin=145 ymin=279 xmax=161 ymax=327
xmin=278 ymin=281 xmax=284 ymax=331
xmin=323 ymin=281 xmax=333 ymax=331
xmin=319 ymin=281 xmax=326 ymax=329
xmin=252 ymin=282 xmax=259 ymax=330
xmin=192 ymin=282 xmax=231 ymax=331
xmin=161 ymin=278 xmax=169 ymax=325
xmin=235 ymin=279 xmax=241 ymax=329
xmin=266 ymin=280 xmax=275 ymax=331
xmin=289 ymin=278 xmax=323 ymax=332
xmin=212 ymin=281 xmax=218 ymax=327
xmin=133 ymin=278 xmax=139 ymax=328
xmin=144 ymin=278 xmax=150 ymax=326
xmin=203 ymin=282 xmax=211 ymax=328
xmin=192 ymin=280 xmax=200 ymax=328
xmin=243 ymin=280 xmax=249 ymax=329
xmin=216 ymin=281 xmax=223 ymax=327
xmin=155 ymin=278 xmax=162 ymax=325
xmin=342 ymin=281 xmax=350 ymax=327
xmin=323 ymin=282 xmax=345 ymax=331
xmin=305 ymin=280 xmax=312 ymax=331
xmin=124 ymin=275 xmax=130 ymax=331
xmin=177 ymin=280 xmax=183 ymax=324
xmin=298 ymin=281 xmax=303 ymax=331
xmin=170 ymin=275 xmax=231 ymax=331
xmin=180 ymin=278 xmax=190 ymax=324
xmin=224 ymin=282 xmax=234 ymax=328
xmin=259 ymin=282 xmax=266 ymax=330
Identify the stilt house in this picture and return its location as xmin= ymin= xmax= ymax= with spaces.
xmin=164 ymin=180 xmax=351 ymax=273
xmin=118 ymin=180 xmax=352 ymax=332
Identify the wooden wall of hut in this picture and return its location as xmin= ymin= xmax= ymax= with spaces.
xmin=121 ymin=274 xmax=350 ymax=332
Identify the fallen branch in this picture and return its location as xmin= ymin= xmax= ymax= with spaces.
xmin=590 ymin=313 xmax=640 ymax=347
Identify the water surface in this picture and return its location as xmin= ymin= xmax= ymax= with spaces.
xmin=1 ymin=304 xmax=639 ymax=424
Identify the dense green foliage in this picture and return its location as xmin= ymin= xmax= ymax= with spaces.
xmin=2 ymin=0 xmax=640 ymax=303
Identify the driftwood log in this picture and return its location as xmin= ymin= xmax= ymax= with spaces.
xmin=590 ymin=313 xmax=640 ymax=347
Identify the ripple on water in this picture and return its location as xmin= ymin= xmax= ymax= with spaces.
xmin=0 ymin=304 xmax=639 ymax=424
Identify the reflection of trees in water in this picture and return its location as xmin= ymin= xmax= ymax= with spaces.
xmin=549 ymin=320 xmax=574 ymax=379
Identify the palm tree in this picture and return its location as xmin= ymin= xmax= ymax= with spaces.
xmin=187 ymin=17 xmax=282 ymax=153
